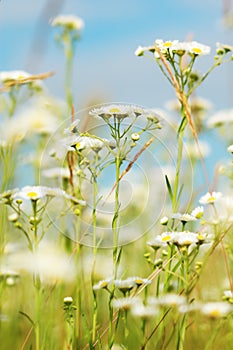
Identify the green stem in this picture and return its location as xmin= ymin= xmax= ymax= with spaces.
xmin=65 ymin=34 xmax=74 ymax=116
xmin=172 ymin=114 xmax=187 ymax=212
xmin=91 ymin=153 xmax=99 ymax=344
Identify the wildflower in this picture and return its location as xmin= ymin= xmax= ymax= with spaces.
xmin=0 ymin=269 xmax=20 ymax=286
xmin=0 ymin=189 xmax=19 ymax=202
xmin=12 ymin=186 xmax=86 ymax=205
xmin=8 ymin=213 xmax=19 ymax=222
xmin=223 ymin=290 xmax=233 ymax=303
xmin=7 ymin=244 xmax=76 ymax=284
xmin=201 ymin=302 xmax=233 ymax=318
xmin=154 ymin=39 xmax=210 ymax=56
xmin=149 ymin=294 xmax=186 ymax=307
xmin=0 ymin=70 xmax=31 ymax=84
xmin=199 ymin=191 xmax=222 ymax=204
xmin=133 ymin=277 xmax=152 ymax=287
xmin=64 ymin=119 xmax=80 ymax=134
xmin=172 ymin=213 xmax=197 ymax=223
xmin=63 ymin=296 xmax=73 ymax=306
xmin=147 ymin=232 xmax=175 ymax=250
xmin=184 ymin=141 xmax=211 ymax=159
xmin=42 ymin=167 xmax=70 ymax=179
xmin=160 ymin=216 xmax=169 ymax=225
xmin=67 ymin=135 xmax=108 ymax=152
xmin=227 ymin=145 xmax=233 ymax=154
xmin=131 ymin=133 xmax=140 ymax=141
xmin=134 ymin=45 xmax=155 ymax=56
xmin=13 ymin=186 xmax=50 ymax=201
xmin=166 ymin=96 xmax=212 ymax=115
xmin=131 ymin=301 xmax=158 ymax=318
xmin=93 ymin=278 xmax=112 ymax=291
xmin=114 ymin=277 xmax=136 ymax=294
xmin=216 ymin=42 xmax=233 ymax=55
xmin=173 ymin=231 xmax=199 ymax=246
xmin=188 ymin=41 xmax=211 ymax=56
xmin=113 ymin=297 xmax=138 ymax=310
xmin=89 ymin=104 xmax=134 ymax=120
xmin=50 ymin=14 xmax=84 ymax=31
xmin=191 ymin=206 xmax=204 ymax=219
xmin=207 ymin=109 xmax=233 ymax=127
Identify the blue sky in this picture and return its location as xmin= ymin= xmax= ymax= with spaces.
xmin=0 ymin=0 xmax=232 ymax=186
xmin=0 ymin=0 xmax=231 ymax=109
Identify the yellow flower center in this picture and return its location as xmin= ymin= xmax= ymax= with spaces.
xmin=207 ymin=196 xmax=215 ymax=203
xmin=198 ymin=234 xmax=204 ymax=241
xmin=100 ymin=281 xmax=108 ymax=288
xmin=209 ymin=309 xmax=220 ymax=318
xmin=163 ymin=41 xmax=172 ymax=47
xmin=27 ymin=191 xmax=38 ymax=198
xmin=135 ymin=278 xmax=143 ymax=284
xmin=162 ymin=235 xmax=171 ymax=242
xmin=109 ymin=108 xmax=121 ymax=114
xmin=192 ymin=47 xmax=202 ymax=54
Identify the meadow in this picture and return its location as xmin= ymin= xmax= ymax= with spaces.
xmin=0 ymin=12 xmax=233 ymax=350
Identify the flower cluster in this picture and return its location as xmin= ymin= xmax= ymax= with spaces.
xmin=135 ymin=39 xmax=211 ymax=57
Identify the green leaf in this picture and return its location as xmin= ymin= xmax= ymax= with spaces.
xmin=165 ymin=175 xmax=173 ymax=202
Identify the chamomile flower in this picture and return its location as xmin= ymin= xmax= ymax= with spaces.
xmin=207 ymin=109 xmax=233 ymax=127
xmin=13 ymin=186 xmax=51 ymax=201
xmin=147 ymin=232 xmax=176 ymax=249
xmin=113 ymin=297 xmax=139 ymax=310
xmin=201 ymin=302 xmax=233 ymax=318
xmin=223 ymin=290 xmax=233 ymax=303
xmin=191 ymin=206 xmax=204 ymax=219
xmin=89 ymin=104 xmax=134 ymax=120
xmin=172 ymin=213 xmax=197 ymax=223
xmin=227 ymin=145 xmax=233 ymax=154
xmin=42 ymin=167 xmax=70 ymax=179
xmin=216 ymin=42 xmax=233 ymax=55
xmin=131 ymin=301 xmax=158 ymax=318
xmin=0 ymin=70 xmax=43 ymax=90
xmin=160 ymin=216 xmax=169 ymax=225
xmin=63 ymin=296 xmax=73 ymax=306
xmin=12 ymin=186 xmax=85 ymax=205
xmin=188 ymin=41 xmax=211 ymax=56
xmin=199 ymin=191 xmax=222 ymax=204
xmin=133 ymin=277 xmax=152 ymax=287
xmin=134 ymin=45 xmax=155 ymax=56
xmin=149 ymin=294 xmax=186 ymax=307
xmin=173 ymin=231 xmax=199 ymax=246
xmin=50 ymin=14 xmax=84 ymax=31
xmin=0 ymin=70 xmax=31 ymax=84
xmin=64 ymin=119 xmax=80 ymax=134
xmin=93 ymin=278 xmax=112 ymax=291
xmin=114 ymin=278 xmax=136 ymax=294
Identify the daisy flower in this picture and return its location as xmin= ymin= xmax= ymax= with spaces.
xmin=172 ymin=213 xmax=197 ymax=223
xmin=227 ymin=145 xmax=233 ymax=154
xmin=89 ymin=104 xmax=135 ymax=120
xmin=201 ymin=302 xmax=233 ymax=318
xmin=93 ymin=278 xmax=112 ymax=291
xmin=173 ymin=231 xmax=199 ymax=246
xmin=50 ymin=14 xmax=84 ymax=31
xmin=207 ymin=109 xmax=233 ymax=127
xmin=199 ymin=191 xmax=222 ymax=204
xmin=191 ymin=206 xmax=204 ymax=219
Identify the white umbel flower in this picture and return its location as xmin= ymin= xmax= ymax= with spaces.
xmin=51 ymin=14 xmax=84 ymax=31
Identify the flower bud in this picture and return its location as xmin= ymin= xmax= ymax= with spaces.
xmin=131 ymin=133 xmax=140 ymax=141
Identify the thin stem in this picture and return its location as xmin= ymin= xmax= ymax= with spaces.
xmin=172 ymin=115 xmax=187 ymax=212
